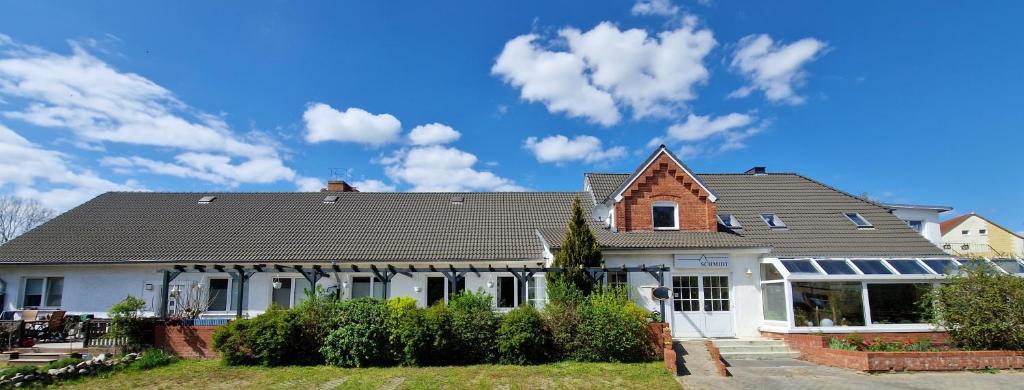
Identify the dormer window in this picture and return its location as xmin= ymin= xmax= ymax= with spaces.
xmin=761 ymin=213 xmax=786 ymax=229
xmin=717 ymin=214 xmax=742 ymax=229
xmin=652 ymin=202 xmax=678 ymax=230
xmin=844 ymin=212 xmax=873 ymax=229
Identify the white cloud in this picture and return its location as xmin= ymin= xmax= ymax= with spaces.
xmin=303 ymin=103 xmax=402 ymax=146
xmin=492 ymin=34 xmax=620 ymax=126
xmin=408 ymin=123 xmax=461 ymax=145
xmin=523 ymin=135 xmax=626 ymax=164
xmin=351 ymin=179 xmax=396 ymax=192
xmin=655 ymin=113 xmax=765 ymax=157
xmin=666 ymin=113 xmax=753 ymax=141
xmin=729 ymin=34 xmax=827 ymax=105
xmin=0 ymin=37 xmax=301 ymax=189
xmin=0 ymin=123 xmax=138 ymax=210
xmin=493 ymin=20 xmax=715 ymax=124
xmin=294 ymin=176 xmax=325 ymax=192
xmin=384 ymin=145 xmax=524 ymax=192
xmin=101 ymin=152 xmax=296 ymax=187
xmin=631 ymin=0 xmax=680 ymax=17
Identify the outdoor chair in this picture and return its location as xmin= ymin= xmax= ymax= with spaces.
xmin=39 ymin=311 xmax=67 ymax=342
xmin=19 ymin=309 xmax=42 ymax=342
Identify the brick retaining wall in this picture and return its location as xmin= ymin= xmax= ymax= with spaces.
xmin=154 ymin=324 xmax=220 ymax=359
xmin=763 ymin=331 xmax=1024 ymax=372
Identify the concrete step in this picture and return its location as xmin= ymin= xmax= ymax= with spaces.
xmin=711 ymin=339 xmax=787 ymax=347
xmin=716 ymin=345 xmax=793 ymax=353
xmin=719 ymin=351 xmax=801 ymax=360
xmin=6 ymin=358 xmax=59 ymax=367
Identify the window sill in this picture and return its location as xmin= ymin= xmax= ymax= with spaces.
xmin=653 ymin=227 xmax=679 ymax=231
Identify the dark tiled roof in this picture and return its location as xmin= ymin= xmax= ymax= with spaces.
xmin=0 ymin=192 xmax=588 ymax=264
xmin=539 ymin=228 xmax=764 ymax=250
xmin=585 ymin=173 xmax=628 ymax=204
xmin=586 ymin=172 xmax=947 ymax=257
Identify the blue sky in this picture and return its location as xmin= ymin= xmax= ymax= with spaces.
xmin=0 ymin=1 xmax=1020 ymax=231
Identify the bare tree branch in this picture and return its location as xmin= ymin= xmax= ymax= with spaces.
xmin=0 ymin=195 xmax=56 ymax=244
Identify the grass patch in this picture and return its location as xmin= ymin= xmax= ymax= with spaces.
xmin=54 ymin=359 xmax=677 ymax=389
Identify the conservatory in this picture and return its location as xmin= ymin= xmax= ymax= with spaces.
xmin=757 ymin=257 xmax=1024 ymax=333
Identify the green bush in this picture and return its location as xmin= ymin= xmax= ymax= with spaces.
xmin=109 ymin=295 xmax=147 ymax=344
xmin=292 ymin=288 xmax=347 ymax=364
xmin=213 ymin=306 xmax=301 ymax=366
xmin=574 ymin=290 xmax=652 ymax=362
xmin=129 ymin=348 xmax=179 ymax=370
xmin=0 ymin=365 xmax=39 ymax=378
xmin=386 ymin=297 xmax=431 ymax=366
xmin=543 ymin=279 xmax=585 ymax=360
xmin=497 ymin=305 xmax=551 ymax=364
xmin=924 ymin=262 xmax=1024 ymax=350
xmin=447 ymin=290 xmax=499 ymax=365
xmin=320 ymin=298 xmax=394 ymax=367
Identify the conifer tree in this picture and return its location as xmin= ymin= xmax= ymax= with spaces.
xmin=551 ymin=197 xmax=603 ymax=294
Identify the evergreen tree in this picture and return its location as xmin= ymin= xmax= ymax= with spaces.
xmin=551 ymin=197 xmax=603 ymax=294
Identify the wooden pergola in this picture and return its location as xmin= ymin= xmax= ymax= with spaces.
xmin=158 ymin=263 xmax=669 ymax=320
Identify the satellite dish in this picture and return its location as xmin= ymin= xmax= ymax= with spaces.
xmin=652 ymin=286 xmax=671 ymax=300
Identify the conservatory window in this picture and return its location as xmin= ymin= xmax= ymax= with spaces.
xmin=851 ymin=259 xmax=892 ymax=275
xmin=761 ymin=282 xmax=786 ymax=321
xmin=761 ymin=263 xmax=784 ymax=281
xmin=886 ymin=259 xmax=930 ymax=275
xmin=791 ymin=282 xmax=865 ymax=327
xmin=867 ymin=284 xmax=932 ymax=324
xmin=781 ymin=259 xmax=819 ymax=274
xmin=992 ymin=259 xmax=1024 ymax=274
xmin=921 ymin=259 xmax=958 ymax=274
xmin=816 ymin=260 xmax=857 ymax=275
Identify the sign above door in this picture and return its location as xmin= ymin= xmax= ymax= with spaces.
xmin=674 ymin=255 xmax=730 ymax=269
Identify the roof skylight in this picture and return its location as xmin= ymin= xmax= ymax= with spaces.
xmin=844 ymin=212 xmax=873 ymax=228
xmin=851 ymin=259 xmax=892 ymax=274
xmin=886 ymin=259 xmax=930 ymax=274
xmin=197 ymin=196 xmax=216 ymax=204
xmin=816 ymin=260 xmax=857 ymax=275
xmin=922 ymin=259 xmax=959 ymax=275
xmin=717 ymin=214 xmax=742 ymax=229
xmin=781 ymin=259 xmax=819 ymax=274
xmin=323 ymin=195 xmax=339 ymax=204
xmin=761 ymin=213 xmax=787 ymax=229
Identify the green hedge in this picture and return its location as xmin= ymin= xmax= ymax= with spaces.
xmin=214 ymin=285 xmax=655 ymax=367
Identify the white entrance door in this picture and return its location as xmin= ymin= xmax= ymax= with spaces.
xmin=670 ymin=275 xmax=734 ymax=338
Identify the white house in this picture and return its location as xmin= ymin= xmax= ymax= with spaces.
xmin=0 ymin=146 xmax=966 ymax=339
xmin=882 ymin=203 xmax=952 ymax=246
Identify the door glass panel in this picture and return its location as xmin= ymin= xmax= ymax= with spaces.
xmin=702 ymin=276 xmax=730 ymax=312
xmin=427 ymin=277 xmax=445 ymax=306
xmin=672 ymin=276 xmax=699 ymax=312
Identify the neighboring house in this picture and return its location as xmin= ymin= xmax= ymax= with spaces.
xmin=940 ymin=213 xmax=1024 ymax=259
xmin=0 ymin=146 xmax=960 ymax=339
xmin=882 ymin=203 xmax=952 ymax=246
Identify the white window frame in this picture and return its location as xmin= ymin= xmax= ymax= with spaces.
xmin=906 ymin=220 xmax=923 ymax=232
xmin=651 ymin=201 xmax=679 ymax=230
xmin=979 ymin=229 xmax=988 ymax=236
xmin=269 ymin=276 xmax=298 ymax=309
xmin=961 ymin=230 xmax=970 ymax=235
xmin=844 ymin=212 xmax=874 ymax=229
xmin=526 ymin=275 xmax=546 ymax=308
xmin=425 ymin=275 xmax=465 ymax=305
xmin=348 ymin=275 xmax=385 ymax=300
xmin=205 ymin=276 xmax=233 ymax=313
xmin=495 ymin=276 xmax=519 ymax=309
xmin=20 ymin=276 xmax=64 ymax=309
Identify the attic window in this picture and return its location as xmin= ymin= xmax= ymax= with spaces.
xmin=323 ymin=195 xmax=339 ymax=204
xmin=760 ymin=213 xmax=786 ymax=229
xmin=450 ymin=196 xmax=464 ymax=204
xmin=844 ymin=213 xmax=873 ymax=229
xmin=198 ymin=196 xmax=216 ymax=204
xmin=717 ymin=214 xmax=742 ymax=229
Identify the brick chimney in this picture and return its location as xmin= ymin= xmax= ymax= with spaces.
xmin=323 ymin=180 xmax=358 ymax=192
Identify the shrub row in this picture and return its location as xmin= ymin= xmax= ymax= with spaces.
xmin=213 ymin=284 xmax=656 ymax=367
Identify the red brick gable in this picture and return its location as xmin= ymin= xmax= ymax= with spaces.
xmin=614 ymin=153 xmax=717 ymax=232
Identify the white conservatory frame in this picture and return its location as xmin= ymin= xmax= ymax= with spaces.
xmin=757 ymin=257 xmax=1024 ymax=334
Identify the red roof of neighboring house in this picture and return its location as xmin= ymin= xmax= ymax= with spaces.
xmin=941 ymin=212 xmax=1024 ymax=239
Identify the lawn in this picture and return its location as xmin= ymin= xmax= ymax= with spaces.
xmin=54 ymin=359 xmax=679 ymax=389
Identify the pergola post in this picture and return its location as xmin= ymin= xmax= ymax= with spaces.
xmin=232 ymin=266 xmax=255 ymax=319
xmin=159 ymin=268 xmax=183 ymax=320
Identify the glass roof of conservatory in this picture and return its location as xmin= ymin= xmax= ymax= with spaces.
xmin=764 ymin=257 xmax=1024 ymax=280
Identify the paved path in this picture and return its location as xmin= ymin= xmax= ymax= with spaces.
xmin=677 ymin=356 xmax=1024 ymax=390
